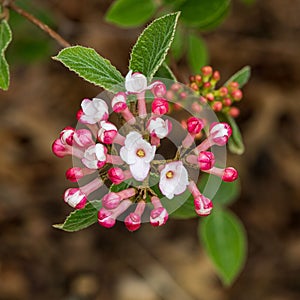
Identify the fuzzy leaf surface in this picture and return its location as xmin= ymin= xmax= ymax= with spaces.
xmin=53 ymin=201 xmax=102 ymax=232
xmin=129 ymin=12 xmax=180 ymax=80
xmin=53 ymin=46 xmax=124 ymax=92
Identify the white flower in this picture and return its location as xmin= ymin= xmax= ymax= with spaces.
xmin=79 ymin=98 xmax=108 ymax=124
xmin=120 ymin=132 xmax=156 ymax=181
xmin=125 ymin=70 xmax=148 ymax=93
xmin=82 ymin=144 xmax=107 ymax=169
xmin=159 ymin=161 xmax=189 ymax=199
xmin=147 ymin=117 xmax=171 ymax=139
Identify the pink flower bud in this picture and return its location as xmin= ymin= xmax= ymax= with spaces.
xmin=60 ymin=126 xmax=75 ymax=146
xmin=228 ymin=81 xmax=239 ymax=91
xmin=150 ymin=207 xmax=168 ymax=227
xmin=203 ymin=82 xmax=211 ymax=89
xmin=222 ymin=167 xmax=238 ymax=182
xmin=219 ymin=87 xmax=228 ymax=97
xmin=180 ymin=92 xmax=187 ymax=99
xmin=187 ymin=117 xmax=204 ymax=134
xmin=209 ymin=122 xmax=232 ymax=146
xmin=212 ymin=70 xmax=220 ymax=81
xmin=206 ymin=93 xmax=214 ymax=102
xmin=98 ymin=208 xmax=116 ymax=228
xmin=171 ymin=83 xmax=181 ymax=91
xmin=152 ymin=98 xmax=169 ymax=115
xmin=152 ymin=81 xmax=167 ymax=97
xmin=223 ymin=98 xmax=232 ymax=106
xmin=229 ymin=107 xmax=240 ymax=118
xmin=194 ymin=195 xmax=213 ymax=216
xmin=64 ymin=188 xmax=87 ymax=209
xmin=73 ymin=129 xmax=94 ymax=148
xmin=125 ymin=213 xmax=141 ymax=231
xmin=98 ymin=121 xmax=118 ymax=144
xmin=98 ymin=200 xmax=132 ymax=229
xmin=107 ymin=167 xmax=125 ymax=184
xmin=65 ymin=167 xmax=84 ymax=182
xmin=197 ymin=151 xmax=215 ymax=170
xmin=201 ymin=66 xmax=213 ymax=76
xmin=102 ymin=192 xmax=122 ymax=210
xmin=52 ymin=139 xmax=84 ymax=158
xmin=212 ymin=101 xmax=223 ymax=112
xmin=231 ymin=89 xmax=243 ymax=101
xmin=124 ymin=201 xmax=145 ymax=232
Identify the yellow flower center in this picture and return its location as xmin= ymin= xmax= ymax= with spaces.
xmin=136 ymin=149 xmax=145 ymax=157
xmin=166 ymin=171 xmax=174 ymax=179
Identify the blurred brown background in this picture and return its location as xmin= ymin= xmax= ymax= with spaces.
xmin=0 ymin=0 xmax=300 ymax=299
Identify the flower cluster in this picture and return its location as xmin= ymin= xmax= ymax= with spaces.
xmin=166 ymin=66 xmax=242 ymax=118
xmin=52 ymin=71 xmax=238 ymax=231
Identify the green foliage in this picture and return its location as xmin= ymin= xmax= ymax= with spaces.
xmin=225 ymin=65 xmax=251 ymax=88
xmin=167 ymin=192 xmax=197 ymax=219
xmin=53 ymin=46 xmax=124 ymax=93
xmin=53 ymin=201 xmax=102 ymax=232
xmin=187 ymin=33 xmax=208 ymax=73
xmin=129 ymin=12 xmax=180 ymax=80
xmin=178 ymin=0 xmax=231 ymax=29
xmin=106 ymin=0 xmax=157 ymax=28
xmin=170 ymin=26 xmax=185 ymax=60
xmin=199 ymin=208 xmax=247 ymax=285
xmin=0 ymin=19 xmax=12 ymax=90
xmin=154 ymin=62 xmax=177 ymax=81
xmin=225 ymin=115 xmax=245 ymax=155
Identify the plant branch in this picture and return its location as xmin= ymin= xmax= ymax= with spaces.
xmin=3 ymin=0 xmax=71 ymax=48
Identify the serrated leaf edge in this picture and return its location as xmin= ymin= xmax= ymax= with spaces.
xmin=129 ymin=11 xmax=180 ymax=80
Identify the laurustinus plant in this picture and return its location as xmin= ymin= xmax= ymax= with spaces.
xmin=50 ymin=12 xmax=250 ymax=286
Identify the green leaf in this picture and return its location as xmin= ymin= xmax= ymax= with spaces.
xmin=110 ymin=181 xmax=131 ymax=193
xmin=168 ymin=192 xmax=197 ymax=219
xmin=199 ymin=208 xmax=247 ymax=286
xmin=198 ymin=174 xmax=240 ymax=206
xmin=53 ymin=46 xmax=124 ymax=93
xmin=53 ymin=200 xmax=102 ymax=232
xmin=178 ymin=0 xmax=230 ymax=29
xmin=154 ymin=62 xmax=177 ymax=81
xmin=225 ymin=65 xmax=251 ymax=88
xmin=187 ymin=33 xmax=209 ymax=73
xmin=0 ymin=20 xmax=12 ymax=90
xmin=105 ymin=0 xmax=156 ymax=28
xmin=129 ymin=12 xmax=180 ymax=80
xmin=226 ymin=115 xmax=245 ymax=155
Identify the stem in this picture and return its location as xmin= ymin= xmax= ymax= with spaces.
xmin=3 ymin=1 xmax=71 ymax=48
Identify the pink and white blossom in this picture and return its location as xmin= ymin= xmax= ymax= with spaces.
xmin=64 ymin=178 xmax=103 ymax=209
xmin=197 ymin=151 xmax=215 ymax=170
xmin=159 ymin=161 xmax=189 ymax=199
xmin=151 ymin=81 xmax=167 ymax=97
xmin=209 ymin=122 xmax=232 ymax=146
xmin=78 ymin=98 xmax=108 ymax=124
xmin=111 ymin=92 xmax=136 ymax=124
xmin=120 ymin=132 xmax=156 ymax=181
xmin=125 ymin=70 xmax=148 ymax=93
xmin=82 ymin=144 xmax=107 ymax=169
xmin=73 ymin=129 xmax=94 ymax=148
xmin=98 ymin=121 xmax=125 ymax=145
xmin=150 ymin=196 xmax=168 ymax=226
xmin=64 ymin=188 xmax=87 ymax=209
xmin=147 ymin=117 xmax=172 ymax=146
xmin=182 ymin=117 xmax=204 ymax=148
xmin=60 ymin=126 xmax=75 ymax=146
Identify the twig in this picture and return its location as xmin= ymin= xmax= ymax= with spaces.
xmin=3 ymin=0 xmax=71 ymax=48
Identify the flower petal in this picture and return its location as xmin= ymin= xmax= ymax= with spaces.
xmin=130 ymin=159 xmax=150 ymax=181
